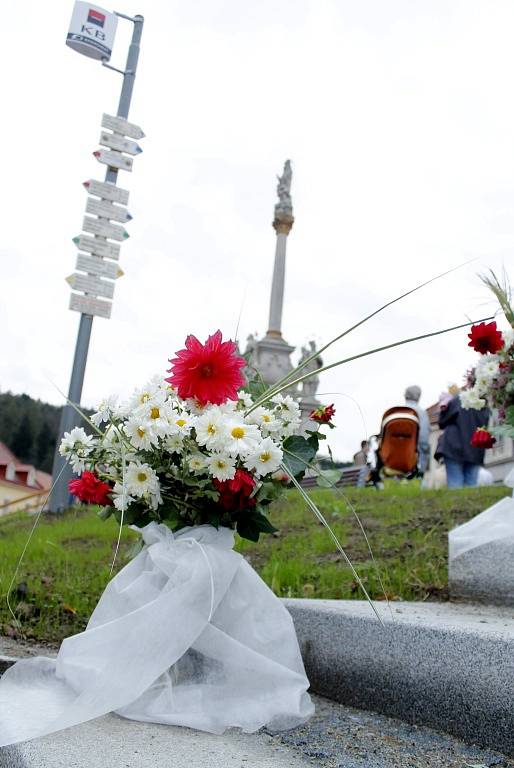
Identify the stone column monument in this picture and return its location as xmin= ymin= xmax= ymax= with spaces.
xmin=245 ymin=161 xmax=296 ymax=387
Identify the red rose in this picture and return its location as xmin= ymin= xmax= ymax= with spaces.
xmin=213 ymin=469 xmax=256 ymax=512
xmin=468 ymin=322 xmax=504 ymax=355
xmin=470 ymin=428 xmax=496 ymax=450
xmin=69 ymin=472 xmax=113 ymax=505
xmin=310 ymin=404 xmax=336 ymax=424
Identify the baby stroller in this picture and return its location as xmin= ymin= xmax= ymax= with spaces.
xmin=368 ymin=406 xmax=420 ymax=488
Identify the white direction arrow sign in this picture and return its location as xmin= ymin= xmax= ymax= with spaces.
xmin=73 ymin=234 xmax=120 ymax=260
xmin=86 ymin=197 xmax=132 ymax=223
xmin=93 ymin=149 xmax=133 ymax=172
xmin=66 ymin=273 xmax=115 ymax=300
xmin=76 ymin=253 xmax=121 ymax=280
xmin=70 ymin=293 xmax=112 ymax=319
xmin=102 ymin=113 xmax=145 ymax=140
xmin=84 ymin=179 xmax=129 ymax=205
xmin=83 ymin=215 xmax=129 ymax=242
xmin=100 ymin=131 xmax=142 ymax=155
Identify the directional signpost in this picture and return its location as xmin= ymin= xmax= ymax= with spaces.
xmin=86 ymin=196 xmax=132 ymax=222
xmin=50 ymin=5 xmax=145 ymax=512
xmin=72 ymin=233 xmax=120 ymax=259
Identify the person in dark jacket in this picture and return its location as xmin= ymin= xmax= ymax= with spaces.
xmin=437 ymin=395 xmax=489 ymax=488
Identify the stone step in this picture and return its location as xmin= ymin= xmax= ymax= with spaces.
xmin=285 ymin=598 xmax=514 ymax=757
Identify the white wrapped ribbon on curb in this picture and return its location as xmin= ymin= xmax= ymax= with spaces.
xmin=0 ymin=522 xmax=313 ymax=746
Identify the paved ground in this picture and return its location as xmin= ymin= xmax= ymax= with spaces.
xmin=1 ymin=695 xmax=512 ymax=768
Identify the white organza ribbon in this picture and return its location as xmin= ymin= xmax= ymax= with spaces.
xmin=0 ymin=522 xmax=313 ymax=745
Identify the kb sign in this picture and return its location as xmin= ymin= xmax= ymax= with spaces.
xmin=66 ymin=2 xmax=118 ymax=61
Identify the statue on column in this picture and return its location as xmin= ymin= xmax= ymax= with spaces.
xmin=276 ymin=160 xmax=293 ymax=212
xmin=299 ymin=341 xmax=322 ymax=397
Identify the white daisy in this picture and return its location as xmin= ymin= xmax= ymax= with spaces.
xmin=244 ymin=437 xmax=283 ymax=476
xmin=125 ymin=462 xmax=162 ymax=502
xmin=124 ymin=418 xmax=159 ymax=450
xmin=59 ymin=427 xmax=94 ymax=470
xmin=188 ymin=454 xmax=208 ymax=474
xmin=246 ymin=406 xmax=282 ymax=434
xmin=112 ymin=482 xmax=134 ymax=512
xmin=207 ymin=453 xmax=236 ymax=481
xmin=224 ymin=419 xmax=261 ymax=457
xmin=164 ymin=433 xmax=184 ymax=453
xmin=185 ymin=398 xmax=209 ymax=415
xmin=195 ymin=408 xmax=228 ymax=450
xmin=136 ymin=400 xmax=175 ymax=438
xmin=168 ymin=411 xmax=195 ymax=436
xmin=460 ymin=388 xmax=487 ymax=410
xmin=239 ymin=391 xmax=254 ymax=409
xmin=91 ymin=395 xmax=118 ymax=427
xmin=271 ymin=394 xmax=301 ymax=423
xmin=128 ymin=382 xmax=166 ymax=412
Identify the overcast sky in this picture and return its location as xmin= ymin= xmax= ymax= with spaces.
xmin=2 ymin=0 xmax=514 ymax=461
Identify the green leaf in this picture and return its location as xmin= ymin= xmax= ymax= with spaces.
xmin=316 ymin=469 xmax=341 ymax=488
xmin=256 ymin=481 xmax=285 ymax=504
xmin=97 ymin=505 xmax=113 ymax=521
xmin=282 ymin=435 xmax=318 ymax=478
xmin=237 ymin=509 xmax=278 ymax=542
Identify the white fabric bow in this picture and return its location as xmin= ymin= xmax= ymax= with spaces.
xmin=0 ymin=522 xmax=312 ymax=745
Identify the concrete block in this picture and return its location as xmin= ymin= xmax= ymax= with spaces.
xmin=285 ymin=599 xmax=514 ymax=756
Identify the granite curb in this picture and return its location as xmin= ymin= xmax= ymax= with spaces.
xmin=285 ymin=599 xmax=514 ymax=757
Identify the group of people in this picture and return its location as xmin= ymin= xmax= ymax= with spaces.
xmin=353 ymin=385 xmax=490 ymax=489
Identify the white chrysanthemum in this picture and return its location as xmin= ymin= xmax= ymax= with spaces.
xmin=460 ymin=388 xmax=487 ymax=410
xmin=125 ymin=462 xmax=162 ymax=504
xmin=195 ymin=408 xmax=228 ymax=450
xmin=112 ymin=482 xmax=134 ymax=512
xmin=164 ymin=433 xmax=184 ymax=453
xmin=168 ymin=411 xmax=195 ymax=436
xmin=271 ymin=394 xmax=301 ymax=423
xmin=244 ymin=437 xmax=283 ymax=476
xmin=91 ymin=395 xmax=118 ymax=426
xmin=188 ymin=454 xmax=208 ymax=473
xmin=207 ymin=453 xmax=236 ymax=481
xmin=246 ymin=406 xmax=282 ymax=433
xmin=124 ymin=418 xmax=159 ymax=450
xmin=224 ymin=419 xmax=261 ymax=457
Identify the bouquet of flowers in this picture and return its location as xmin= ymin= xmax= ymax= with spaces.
xmin=59 ymin=330 xmax=335 ymax=542
xmin=460 ymin=273 xmax=514 ymax=447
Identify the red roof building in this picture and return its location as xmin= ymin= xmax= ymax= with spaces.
xmin=0 ymin=441 xmax=52 ymax=514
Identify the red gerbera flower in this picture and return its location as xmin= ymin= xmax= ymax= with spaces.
xmin=470 ymin=428 xmax=496 ymax=450
xmin=214 ymin=469 xmax=256 ymax=511
xmin=166 ymin=330 xmax=245 ymax=405
xmin=310 ymin=403 xmax=336 ymax=424
xmin=468 ymin=322 xmax=504 ymax=355
xmin=69 ymin=471 xmax=113 ymax=505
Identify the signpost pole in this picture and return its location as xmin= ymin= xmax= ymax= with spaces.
xmin=49 ymin=13 xmax=144 ymax=512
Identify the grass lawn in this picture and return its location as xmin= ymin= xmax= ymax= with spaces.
xmin=0 ymin=483 xmax=507 ymax=645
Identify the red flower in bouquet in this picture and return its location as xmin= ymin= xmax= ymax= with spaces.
xmin=166 ymin=330 xmax=245 ymax=405
xmin=310 ymin=404 xmax=336 ymax=424
xmin=69 ymin=472 xmax=113 ymax=505
xmin=214 ymin=469 xmax=257 ymax=511
xmin=468 ymin=322 xmax=504 ymax=355
xmin=470 ymin=428 xmax=496 ymax=449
